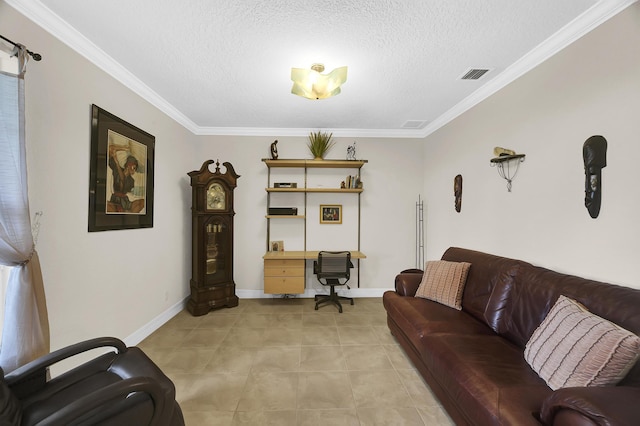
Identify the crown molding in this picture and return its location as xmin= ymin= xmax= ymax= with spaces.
xmin=419 ymin=0 xmax=637 ymax=139
xmin=7 ymin=0 xmax=636 ymax=139
xmin=194 ymin=126 xmax=426 ymax=138
xmin=236 ymin=288 xmax=387 ymax=299
xmin=5 ymin=0 xmax=201 ymax=133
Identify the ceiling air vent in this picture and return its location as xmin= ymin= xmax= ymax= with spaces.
xmin=460 ymin=68 xmax=490 ymax=80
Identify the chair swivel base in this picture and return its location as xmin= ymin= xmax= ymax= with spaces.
xmin=314 ymin=286 xmax=354 ymax=313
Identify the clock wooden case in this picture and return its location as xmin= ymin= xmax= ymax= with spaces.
xmin=187 ymin=160 xmax=240 ymax=315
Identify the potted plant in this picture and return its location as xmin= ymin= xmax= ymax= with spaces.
xmin=307 ymin=131 xmax=335 ymax=160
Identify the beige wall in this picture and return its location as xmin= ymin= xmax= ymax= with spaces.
xmin=1 ymin=3 xmax=197 ymax=351
xmin=192 ymin=136 xmax=424 ymax=296
xmin=1 ymin=2 xmax=424 ymax=353
xmin=2 ymin=0 xmax=638 ymax=358
xmin=422 ymin=3 xmax=640 ymax=288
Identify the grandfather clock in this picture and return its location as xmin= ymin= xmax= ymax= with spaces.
xmin=187 ymin=160 xmax=239 ymax=315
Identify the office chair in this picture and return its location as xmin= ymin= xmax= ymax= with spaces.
xmin=1 ymin=336 xmax=184 ymax=426
xmin=313 ymin=251 xmax=354 ymax=313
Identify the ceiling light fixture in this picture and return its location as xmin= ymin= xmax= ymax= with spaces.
xmin=291 ymin=63 xmax=347 ymax=100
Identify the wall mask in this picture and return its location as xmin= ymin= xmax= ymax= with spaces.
xmin=454 ymin=174 xmax=462 ymax=213
xmin=583 ymin=135 xmax=607 ymax=218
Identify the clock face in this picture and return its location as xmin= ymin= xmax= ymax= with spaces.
xmin=206 ymin=183 xmax=226 ymax=210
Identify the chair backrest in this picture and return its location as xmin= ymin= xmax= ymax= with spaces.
xmin=316 ymin=251 xmax=351 ymax=282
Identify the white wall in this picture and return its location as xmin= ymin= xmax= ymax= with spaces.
xmin=193 ymin=136 xmax=424 ymax=296
xmin=5 ymin=0 xmax=637 ymax=360
xmin=422 ymin=3 xmax=640 ymax=288
xmin=1 ymin=3 xmax=197 ymax=351
xmin=1 ymin=2 xmax=425 ymax=355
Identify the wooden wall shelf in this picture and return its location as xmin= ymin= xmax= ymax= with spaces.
xmin=266 ymin=187 xmax=363 ymax=193
xmin=263 ymin=158 xmax=367 ymax=294
xmin=263 ymin=159 xmax=367 ymax=169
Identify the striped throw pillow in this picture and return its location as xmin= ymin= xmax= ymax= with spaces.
xmin=415 ymin=260 xmax=471 ymax=310
xmin=524 ymin=295 xmax=640 ymax=390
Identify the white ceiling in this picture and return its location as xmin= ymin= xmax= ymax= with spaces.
xmin=9 ymin=0 xmax=634 ymax=137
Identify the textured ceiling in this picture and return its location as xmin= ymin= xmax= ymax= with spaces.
xmin=10 ymin=0 xmax=633 ymax=136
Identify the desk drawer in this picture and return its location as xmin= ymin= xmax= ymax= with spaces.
xmin=264 ymin=276 xmax=304 ymax=294
xmin=264 ymin=259 xmax=305 ymax=294
xmin=264 ymin=259 xmax=304 ymax=268
xmin=264 ymin=265 xmax=305 ymax=277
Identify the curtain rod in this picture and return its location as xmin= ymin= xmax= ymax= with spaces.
xmin=0 ymin=34 xmax=42 ymax=61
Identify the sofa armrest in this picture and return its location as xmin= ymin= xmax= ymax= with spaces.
xmin=395 ymin=270 xmax=423 ymax=297
xmin=541 ymin=386 xmax=640 ymax=426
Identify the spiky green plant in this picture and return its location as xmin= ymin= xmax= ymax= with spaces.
xmin=307 ymin=131 xmax=335 ymax=159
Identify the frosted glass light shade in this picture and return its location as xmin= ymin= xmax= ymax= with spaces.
xmin=291 ymin=65 xmax=348 ymax=100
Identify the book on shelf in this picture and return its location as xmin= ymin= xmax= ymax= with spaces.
xmin=345 ymin=174 xmax=361 ymax=189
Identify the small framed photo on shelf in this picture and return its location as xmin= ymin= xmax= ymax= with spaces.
xmin=270 ymin=240 xmax=284 ymax=252
xmin=320 ymin=205 xmax=342 ymax=224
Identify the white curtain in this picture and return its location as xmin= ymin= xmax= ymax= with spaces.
xmin=0 ymin=44 xmax=50 ymax=372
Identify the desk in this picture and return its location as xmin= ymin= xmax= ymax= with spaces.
xmin=263 ymin=251 xmax=366 ymax=294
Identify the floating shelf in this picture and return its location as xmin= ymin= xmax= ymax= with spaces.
xmin=266 ymin=187 xmax=363 ymax=193
xmin=489 ymin=154 xmax=525 ymax=164
xmin=490 ymin=154 xmax=526 ymax=192
xmin=263 ymin=159 xmax=367 ymax=169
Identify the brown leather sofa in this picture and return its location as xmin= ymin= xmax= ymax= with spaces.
xmin=1 ymin=337 xmax=184 ymax=425
xmin=383 ymin=247 xmax=640 ymax=426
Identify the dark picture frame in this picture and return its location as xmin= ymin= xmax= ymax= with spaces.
xmin=320 ymin=204 xmax=342 ymax=224
xmin=88 ymin=104 xmax=155 ymax=232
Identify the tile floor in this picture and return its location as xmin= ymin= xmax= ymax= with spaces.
xmin=139 ymin=297 xmax=454 ymax=425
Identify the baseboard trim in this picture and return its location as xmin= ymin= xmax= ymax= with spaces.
xmin=125 ymin=288 xmax=390 ymax=345
xmin=236 ymin=288 xmax=389 ymax=299
xmin=125 ymin=296 xmax=188 ymax=346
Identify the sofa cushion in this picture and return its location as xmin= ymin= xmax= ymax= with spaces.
xmin=415 ymin=260 xmax=470 ymax=310
xmin=524 ymin=295 xmax=640 ymax=390
xmin=423 ymin=334 xmax=550 ymax=426
xmin=482 ymin=268 xmax=518 ymax=333
xmin=497 ymin=263 xmax=640 ymax=352
xmin=383 ymin=291 xmax=495 ymax=352
xmin=441 ymin=247 xmax=527 ymax=329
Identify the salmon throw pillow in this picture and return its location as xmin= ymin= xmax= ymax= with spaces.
xmin=414 ymin=260 xmax=471 ymax=310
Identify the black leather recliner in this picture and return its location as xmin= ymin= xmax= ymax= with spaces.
xmin=1 ymin=336 xmax=184 ymax=425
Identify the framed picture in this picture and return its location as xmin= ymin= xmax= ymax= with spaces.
xmin=320 ymin=204 xmax=342 ymax=224
xmin=270 ymin=240 xmax=285 ymax=252
xmin=88 ymin=104 xmax=155 ymax=232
